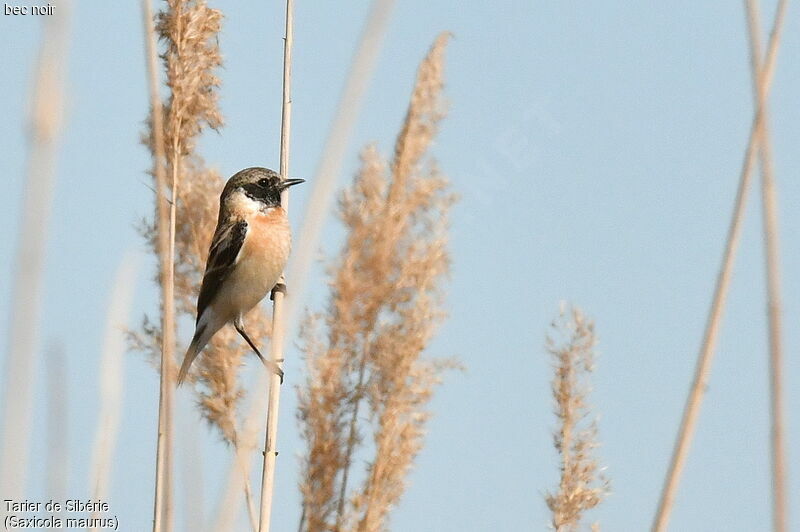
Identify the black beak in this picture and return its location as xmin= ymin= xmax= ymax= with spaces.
xmin=280 ymin=178 xmax=305 ymax=190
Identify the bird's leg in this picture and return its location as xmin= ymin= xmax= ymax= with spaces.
xmin=234 ymin=321 xmax=284 ymax=384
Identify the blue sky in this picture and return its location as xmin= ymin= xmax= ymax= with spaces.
xmin=1 ymin=1 xmax=799 ymax=530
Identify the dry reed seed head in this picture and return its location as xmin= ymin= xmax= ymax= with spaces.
xmin=390 ymin=32 xmax=449 ymax=184
xmin=545 ymin=306 xmax=608 ymax=532
xmin=298 ymin=33 xmax=455 ymax=532
xmin=297 ymin=315 xmax=355 ymax=531
xmin=157 ymin=0 xmax=224 ymax=156
xmin=339 ymin=146 xmax=388 ymax=228
xmin=135 ymin=0 xmax=263 ymax=445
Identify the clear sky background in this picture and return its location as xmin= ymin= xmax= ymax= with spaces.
xmin=1 ymin=1 xmax=799 ymax=531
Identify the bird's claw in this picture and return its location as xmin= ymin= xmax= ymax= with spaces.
xmin=264 ymin=359 xmax=284 ymax=385
xmin=270 ymin=283 xmax=287 ymax=301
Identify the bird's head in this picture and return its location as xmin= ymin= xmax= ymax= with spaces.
xmin=221 ymin=167 xmax=304 ymax=213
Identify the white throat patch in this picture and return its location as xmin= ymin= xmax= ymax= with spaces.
xmin=227 ymin=189 xmax=276 ymax=216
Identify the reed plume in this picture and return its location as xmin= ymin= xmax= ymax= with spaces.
xmin=545 ymin=305 xmax=607 ymax=532
xmin=297 ymin=33 xmax=455 ymax=532
xmin=137 ymin=1 xmax=259 ymax=528
xmin=136 ymin=0 xmax=263 ymax=444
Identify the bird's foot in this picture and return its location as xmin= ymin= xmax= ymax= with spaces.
xmin=270 ymin=283 xmax=287 ymax=301
xmin=263 ymin=359 xmax=284 ymax=385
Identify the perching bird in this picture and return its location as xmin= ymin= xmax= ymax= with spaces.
xmin=177 ymin=167 xmax=304 ymax=385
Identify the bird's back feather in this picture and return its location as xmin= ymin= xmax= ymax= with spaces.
xmin=196 ymin=219 xmax=248 ymax=323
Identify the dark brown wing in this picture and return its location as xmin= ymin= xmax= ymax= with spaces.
xmin=196 ymin=219 xmax=248 ymax=323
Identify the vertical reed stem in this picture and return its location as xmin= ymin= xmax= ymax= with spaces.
xmin=141 ymin=1 xmax=173 ymax=530
xmin=283 ymin=0 xmax=396 ymax=342
xmin=651 ymin=3 xmax=787 ymax=530
xmin=258 ymin=1 xmax=294 ymax=530
xmin=744 ymin=2 xmax=789 ymax=530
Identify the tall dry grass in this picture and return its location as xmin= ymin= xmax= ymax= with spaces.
xmin=257 ymin=2 xmax=296 ymax=531
xmin=651 ymin=2 xmax=788 ymax=529
xmin=297 ymin=33 xmax=455 ymax=532
xmin=0 ymin=5 xmax=70 ymax=514
xmin=140 ymin=0 xmax=173 ymax=527
xmin=744 ymin=2 xmax=788 ymax=529
xmin=544 ymin=306 xmax=607 ymax=532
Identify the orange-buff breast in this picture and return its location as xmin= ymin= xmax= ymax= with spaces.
xmin=223 ymin=208 xmax=291 ymax=318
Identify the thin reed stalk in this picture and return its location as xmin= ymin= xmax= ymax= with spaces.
xmin=214 ymin=3 xmax=396 ymax=524
xmin=545 ymin=305 xmax=607 ymax=532
xmin=140 ymin=1 xmax=173 ymax=530
xmin=89 ymin=255 xmax=138 ymax=531
xmin=744 ymin=2 xmax=788 ymax=530
xmin=258 ymin=2 xmax=295 ymax=530
xmin=284 ymin=0 xmax=397 ymax=340
xmin=651 ymin=3 xmax=788 ymax=530
xmin=0 ymin=5 xmax=69 ymax=516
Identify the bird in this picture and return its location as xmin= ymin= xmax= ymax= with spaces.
xmin=177 ymin=167 xmax=304 ymax=385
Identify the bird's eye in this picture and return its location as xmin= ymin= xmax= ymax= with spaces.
xmin=258 ymin=178 xmax=269 ymax=187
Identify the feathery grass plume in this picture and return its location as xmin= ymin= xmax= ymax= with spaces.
xmin=297 ymin=33 xmax=455 ymax=532
xmin=157 ymin=0 xmax=224 ymax=158
xmin=545 ymin=305 xmax=607 ymax=532
xmin=137 ymin=0 xmax=265 ymax=444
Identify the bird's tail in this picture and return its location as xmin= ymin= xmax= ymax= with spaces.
xmin=177 ymin=313 xmax=220 ymax=386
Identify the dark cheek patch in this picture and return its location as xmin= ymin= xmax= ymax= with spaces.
xmin=242 ymin=183 xmax=281 ymax=207
xmin=242 ymin=183 xmax=263 ymax=202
